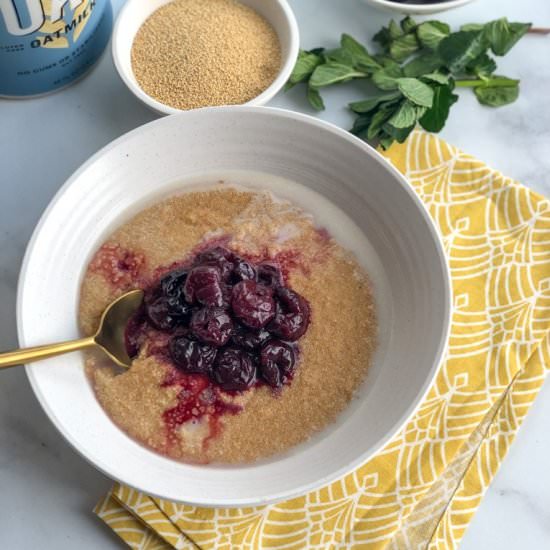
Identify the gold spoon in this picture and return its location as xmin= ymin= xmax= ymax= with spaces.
xmin=0 ymin=289 xmax=144 ymax=370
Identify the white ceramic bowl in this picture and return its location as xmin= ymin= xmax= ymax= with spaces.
xmin=362 ymin=0 xmax=477 ymax=15
xmin=18 ymin=107 xmax=451 ymax=506
xmin=112 ymin=0 xmax=299 ymax=115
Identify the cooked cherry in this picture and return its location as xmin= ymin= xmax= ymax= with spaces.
xmin=184 ymin=265 xmax=224 ymax=307
xmin=269 ymin=287 xmax=310 ymax=341
xmin=231 ymin=257 xmax=256 ymax=283
xmin=257 ymin=263 xmax=283 ymax=287
xmin=196 ymin=247 xmax=235 ymax=280
xmin=160 ymin=269 xmax=188 ymax=298
xmin=165 ymin=295 xmax=193 ymax=319
xmin=190 ymin=307 xmax=233 ymax=346
xmin=220 ymin=283 xmax=233 ymax=309
xmin=169 ymin=336 xmax=217 ymax=374
xmin=197 ymin=246 xmax=235 ymax=263
xmin=260 ymin=340 xmax=296 ymax=387
xmin=231 ymin=280 xmax=276 ymax=329
xmin=231 ymin=325 xmax=271 ymax=351
xmin=145 ymin=274 xmax=192 ymax=331
xmin=212 ymin=347 xmax=256 ymax=391
xmin=146 ymin=296 xmax=180 ymax=330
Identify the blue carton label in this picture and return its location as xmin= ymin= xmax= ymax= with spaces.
xmin=0 ymin=0 xmax=112 ymax=96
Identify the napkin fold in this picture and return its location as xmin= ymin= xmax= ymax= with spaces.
xmin=95 ymin=131 xmax=550 ymax=549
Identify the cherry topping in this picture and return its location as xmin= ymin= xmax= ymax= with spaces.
xmin=146 ymin=297 xmax=181 ymax=331
xmin=212 ymin=347 xmax=257 ymax=391
xmin=257 ymin=263 xmax=283 ymax=288
xmin=231 ymin=280 xmax=276 ymax=329
xmin=184 ymin=265 xmax=224 ymax=307
xmin=260 ymin=340 xmax=296 ymax=388
xmin=190 ymin=307 xmax=233 ymax=346
xmin=269 ymin=287 xmax=311 ymax=341
xmin=196 ymin=247 xmax=235 ymax=281
xmin=197 ymin=246 xmax=235 ymax=264
xmin=231 ymin=325 xmax=271 ymax=352
xmin=124 ymin=244 xmax=311 ymax=398
xmin=220 ymin=283 xmax=233 ymax=309
xmin=231 ymin=257 xmax=256 ymax=283
xmin=160 ymin=268 xmax=188 ymax=298
xmin=169 ymin=336 xmax=217 ymax=374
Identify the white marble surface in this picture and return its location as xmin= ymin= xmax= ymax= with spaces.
xmin=0 ymin=0 xmax=549 ymax=547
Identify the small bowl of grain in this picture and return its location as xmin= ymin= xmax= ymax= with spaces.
xmin=112 ymin=0 xmax=299 ymax=115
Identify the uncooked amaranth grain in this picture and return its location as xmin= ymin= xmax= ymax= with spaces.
xmin=131 ymin=0 xmax=282 ymax=110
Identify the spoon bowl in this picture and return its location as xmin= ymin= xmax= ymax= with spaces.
xmin=94 ymin=289 xmax=144 ymax=367
xmin=0 ymin=289 xmax=143 ymax=370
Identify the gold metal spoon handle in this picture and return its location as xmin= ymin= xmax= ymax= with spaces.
xmin=0 ymin=336 xmax=96 ymax=369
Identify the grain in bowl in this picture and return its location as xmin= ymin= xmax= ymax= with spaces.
xmin=80 ymin=184 xmax=378 ymax=464
xmin=130 ymin=0 xmax=282 ymax=110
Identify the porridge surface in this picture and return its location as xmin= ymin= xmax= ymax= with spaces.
xmin=80 ymin=187 xmax=377 ymax=463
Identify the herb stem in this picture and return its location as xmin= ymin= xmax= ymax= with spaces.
xmin=528 ymin=27 xmax=550 ymax=35
xmin=455 ymin=78 xmax=519 ymax=88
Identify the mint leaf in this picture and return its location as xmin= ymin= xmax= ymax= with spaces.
xmin=396 ymin=77 xmax=435 ymax=107
xmin=340 ymin=34 xmax=368 ymax=58
xmin=340 ymin=34 xmax=381 ymax=73
xmin=310 ymin=63 xmax=367 ymax=88
xmin=415 ymin=106 xmax=428 ymax=119
xmin=483 ymin=18 xmax=531 ymax=56
xmin=323 ymin=47 xmax=354 ymax=66
xmin=287 ymin=49 xmax=324 ymax=85
xmin=417 ymin=21 xmax=450 ymax=49
xmin=382 ymin=122 xmax=416 ymax=143
xmin=466 ymin=52 xmax=497 ymax=77
xmin=374 ymin=56 xmax=402 ymax=72
xmin=389 ymin=19 xmax=402 ymax=39
xmin=307 ymin=87 xmax=325 ymax=110
xmin=373 ymin=19 xmax=403 ymax=53
xmin=373 ymin=27 xmax=391 ymax=51
xmin=367 ymin=102 xmax=396 ymax=139
xmin=372 ymin=64 xmax=403 ymax=90
xmin=349 ymin=91 xmax=402 ymax=113
xmin=379 ymin=134 xmax=395 ymax=150
xmin=351 ymin=112 xmax=376 ymax=138
xmin=390 ymin=33 xmax=420 ymax=62
xmin=460 ymin=23 xmax=484 ymax=32
xmin=401 ymin=16 xmax=417 ymax=33
xmin=403 ymin=52 xmax=444 ymax=77
xmin=474 ymin=79 xmax=519 ymax=106
xmin=388 ymin=99 xmax=418 ymax=128
xmin=420 ymin=85 xmax=458 ymax=132
xmin=438 ymin=30 xmax=488 ymax=73
xmin=421 ymin=72 xmax=450 ymax=84
xmin=287 ymin=15 xmax=529 ymax=148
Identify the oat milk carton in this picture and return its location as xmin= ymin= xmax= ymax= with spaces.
xmin=0 ymin=0 xmax=112 ymax=97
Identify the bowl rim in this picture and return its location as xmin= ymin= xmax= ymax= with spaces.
xmin=363 ymin=0 xmax=476 ymax=14
xmin=17 ymin=106 xmax=452 ymax=506
xmin=111 ymin=0 xmax=300 ymax=116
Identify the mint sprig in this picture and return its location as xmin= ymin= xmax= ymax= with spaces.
xmin=286 ymin=17 xmax=532 ymax=149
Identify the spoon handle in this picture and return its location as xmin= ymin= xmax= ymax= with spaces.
xmin=0 ymin=336 xmax=96 ymax=369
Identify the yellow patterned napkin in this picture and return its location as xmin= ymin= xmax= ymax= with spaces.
xmin=95 ymin=131 xmax=550 ymax=549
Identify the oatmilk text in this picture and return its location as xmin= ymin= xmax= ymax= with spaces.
xmin=0 ymin=0 xmax=112 ymax=97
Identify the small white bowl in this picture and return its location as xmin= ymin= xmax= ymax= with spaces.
xmin=112 ymin=0 xmax=299 ymax=115
xmin=362 ymin=0 xmax=477 ymax=16
xmin=18 ymin=107 xmax=451 ymax=506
